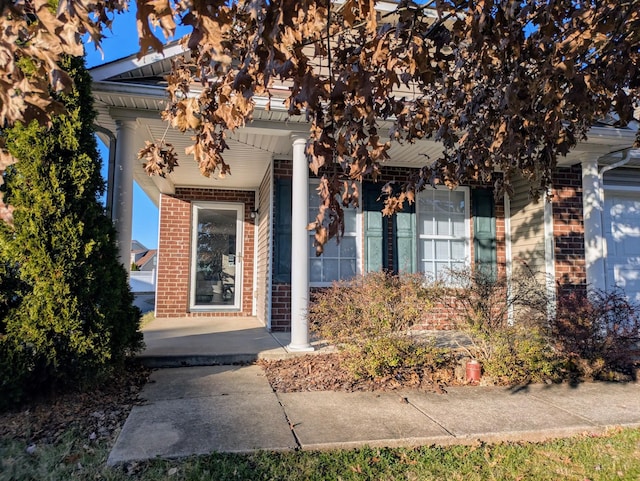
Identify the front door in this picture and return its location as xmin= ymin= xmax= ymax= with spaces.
xmin=190 ymin=202 xmax=243 ymax=310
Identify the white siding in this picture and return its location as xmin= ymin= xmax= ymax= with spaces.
xmin=509 ymin=174 xmax=547 ymax=282
xmin=255 ymin=165 xmax=273 ymax=325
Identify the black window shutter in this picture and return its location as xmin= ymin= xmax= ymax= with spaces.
xmin=273 ymin=179 xmax=292 ymax=282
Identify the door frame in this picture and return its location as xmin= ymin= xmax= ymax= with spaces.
xmin=189 ymin=201 xmax=245 ymax=311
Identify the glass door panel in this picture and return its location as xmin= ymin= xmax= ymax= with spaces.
xmin=191 ymin=203 xmax=243 ymax=310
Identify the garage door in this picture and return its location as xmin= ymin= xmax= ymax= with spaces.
xmin=603 ymin=191 xmax=640 ymax=303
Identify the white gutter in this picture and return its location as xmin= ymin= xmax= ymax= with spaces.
xmin=252 ymin=188 xmax=259 ymax=318
xmin=94 ymin=80 xmax=293 ymax=115
xmin=92 ymin=81 xmax=168 ymax=98
xmin=586 ymin=125 xmax=638 ymax=142
xmin=599 ymin=148 xmax=634 ymax=177
xmin=543 ymin=189 xmax=556 ymax=319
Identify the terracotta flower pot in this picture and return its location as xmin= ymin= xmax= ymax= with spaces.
xmin=466 ymin=359 xmax=481 ymax=384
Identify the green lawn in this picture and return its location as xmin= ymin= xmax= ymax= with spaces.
xmin=2 ymin=427 xmax=639 ymax=480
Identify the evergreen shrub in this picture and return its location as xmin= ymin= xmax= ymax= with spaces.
xmin=0 ymin=56 xmax=142 ymax=408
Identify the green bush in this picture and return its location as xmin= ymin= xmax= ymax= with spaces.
xmin=0 ymin=56 xmax=142 ymax=409
xmin=342 ymin=336 xmax=451 ymax=379
xmin=309 ymin=272 xmax=445 ymax=378
xmin=439 ymin=267 xmax=557 ymax=384
xmin=477 ymin=325 xmax=558 ymax=384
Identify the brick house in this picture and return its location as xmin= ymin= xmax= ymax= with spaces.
xmin=90 ymin=45 xmax=640 ymax=349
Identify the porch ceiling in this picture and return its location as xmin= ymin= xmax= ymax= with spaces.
xmin=92 ymin=87 xmax=303 ymax=204
xmin=140 ymin=117 xmax=285 ymax=190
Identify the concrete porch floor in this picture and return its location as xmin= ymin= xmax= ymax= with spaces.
xmin=138 ymin=316 xmax=332 ymax=367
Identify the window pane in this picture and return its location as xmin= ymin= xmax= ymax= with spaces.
xmin=323 ymin=259 xmax=339 ymax=282
xmin=323 ymin=239 xmax=339 ymax=257
xmin=451 ymin=261 xmax=465 ymax=272
xmin=420 ymin=239 xmax=433 ymax=261
xmin=436 ymin=217 xmax=450 ymax=236
xmin=310 ymin=259 xmax=323 ymax=282
xmin=422 ymin=261 xmax=435 ymax=279
xmin=435 ymin=262 xmax=450 ymax=279
xmin=433 ymin=190 xmax=451 ymax=213
xmin=443 ymin=199 xmax=456 ymax=214
xmin=451 ymin=241 xmax=465 ymax=260
xmin=452 ymin=216 xmax=465 ymax=237
xmin=451 ymin=190 xmax=465 ymax=213
xmin=420 ymin=215 xmax=434 ymax=235
xmin=419 ymin=192 xmax=434 ymax=212
xmin=340 ymin=259 xmax=356 ymax=278
xmin=344 ymin=209 xmax=357 ymax=233
xmin=435 ymin=239 xmax=449 ymax=259
xmin=340 ymin=237 xmax=357 ymax=257
xmin=308 ymin=188 xmax=320 ymax=208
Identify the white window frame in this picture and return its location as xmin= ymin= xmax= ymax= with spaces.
xmin=308 ymin=180 xmax=362 ymax=287
xmin=416 ymin=186 xmax=471 ymax=282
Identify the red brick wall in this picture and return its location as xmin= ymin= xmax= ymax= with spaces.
xmin=156 ymin=194 xmax=190 ymax=317
xmin=156 ymin=188 xmax=256 ymax=318
xmin=551 ymin=164 xmax=587 ymax=295
xmin=270 ymin=284 xmax=292 ymax=331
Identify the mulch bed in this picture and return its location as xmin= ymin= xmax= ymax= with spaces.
xmin=258 ymin=352 xmax=460 ymax=394
xmin=0 ymin=361 xmax=150 ymax=444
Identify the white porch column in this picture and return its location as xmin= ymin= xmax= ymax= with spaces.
xmin=581 ymin=157 xmax=606 ymax=292
xmin=113 ymin=119 xmax=138 ymax=270
xmin=289 ymin=134 xmax=314 ymax=351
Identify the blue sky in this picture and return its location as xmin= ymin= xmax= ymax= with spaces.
xmin=85 ymin=9 xmax=171 ymax=249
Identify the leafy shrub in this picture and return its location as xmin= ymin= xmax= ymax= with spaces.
xmin=340 ymin=336 xmax=452 ymax=379
xmin=309 ymin=272 xmax=444 ymax=378
xmin=551 ymin=287 xmax=640 ymax=380
xmin=438 ymin=267 xmax=557 ymax=383
xmin=477 ymin=326 xmax=558 ymax=384
xmin=310 ymin=271 xmax=432 ymax=341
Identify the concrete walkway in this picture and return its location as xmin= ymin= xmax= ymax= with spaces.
xmin=107 ymin=317 xmax=640 ymax=465
xmin=138 ymin=316 xmax=329 ymax=367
